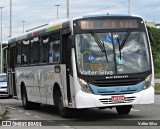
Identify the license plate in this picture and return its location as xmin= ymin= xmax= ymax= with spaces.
xmin=111 ymin=96 xmax=125 ymax=101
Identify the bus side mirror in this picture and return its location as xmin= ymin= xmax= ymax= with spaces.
xmin=147 ymin=27 xmax=153 ymax=43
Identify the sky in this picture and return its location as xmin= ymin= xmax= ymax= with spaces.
xmin=0 ymin=0 xmax=160 ymax=43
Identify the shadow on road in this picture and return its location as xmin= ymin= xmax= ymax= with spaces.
xmin=37 ymin=104 xmax=143 ymax=120
xmin=0 ymin=98 xmax=145 ymax=121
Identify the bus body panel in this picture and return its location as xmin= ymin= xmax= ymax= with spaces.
xmin=15 ymin=65 xmax=69 ymax=106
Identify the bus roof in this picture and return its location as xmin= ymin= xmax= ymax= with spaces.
xmin=72 ymin=14 xmax=142 ymax=20
xmin=8 ymin=14 xmax=142 ymax=44
xmin=8 ymin=19 xmax=70 ymax=44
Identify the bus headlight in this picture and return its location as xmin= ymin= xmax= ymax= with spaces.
xmin=143 ymin=75 xmax=152 ymax=90
xmin=78 ymin=78 xmax=93 ymax=94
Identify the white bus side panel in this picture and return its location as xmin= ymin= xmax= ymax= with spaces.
xmin=15 ymin=65 xmax=68 ymax=106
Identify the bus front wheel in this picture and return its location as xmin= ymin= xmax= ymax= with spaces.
xmin=116 ymin=105 xmax=132 ymax=115
xmin=55 ymin=89 xmax=71 ymax=118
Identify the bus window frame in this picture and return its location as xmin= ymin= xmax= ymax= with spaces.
xmin=21 ymin=39 xmax=30 ymax=66
xmin=13 ymin=29 xmax=64 ymax=68
xmin=48 ymin=31 xmax=61 ymax=64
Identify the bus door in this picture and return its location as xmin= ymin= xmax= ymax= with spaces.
xmin=62 ymin=29 xmax=73 ymax=105
xmin=7 ymin=46 xmax=17 ymax=98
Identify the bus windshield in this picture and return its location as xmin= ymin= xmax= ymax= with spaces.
xmin=75 ymin=31 xmax=151 ymax=76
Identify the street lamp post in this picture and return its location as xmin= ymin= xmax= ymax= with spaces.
xmin=128 ymin=0 xmax=130 ymax=15
xmin=0 ymin=7 xmax=4 ymax=73
xmin=54 ymin=4 xmax=60 ymax=19
xmin=22 ymin=20 xmax=26 ymax=33
xmin=10 ymin=0 xmax=12 ymax=37
xmin=67 ymin=0 xmax=69 ymax=18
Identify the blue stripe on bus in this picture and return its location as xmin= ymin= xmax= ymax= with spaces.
xmin=89 ymin=81 xmax=145 ymax=95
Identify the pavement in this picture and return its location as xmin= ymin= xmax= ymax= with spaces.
xmin=155 ymin=79 xmax=160 ymax=83
xmin=0 ymin=105 xmax=6 ymax=116
xmin=0 ymin=95 xmax=160 ymax=129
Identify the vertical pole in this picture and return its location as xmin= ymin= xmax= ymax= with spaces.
xmin=57 ymin=6 xmax=59 ymax=19
xmin=128 ymin=0 xmax=130 ymax=15
xmin=67 ymin=0 xmax=69 ymax=18
xmin=0 ymin=7 xmax=4 ymax=73
xmin=54 ymin=5 xmax=60 ymax=19
xmin=10 ymin=0 xmax=12 ymax=37
xmin=22 ymin=20 xmax=26 ymax=33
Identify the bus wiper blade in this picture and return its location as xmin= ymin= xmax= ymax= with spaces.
xmin=90 ymin=30 xmax=108 ymax=62
xmin=117 ymin=37 xmax=122 ymax=60
xmin=120 ymin=29 xmax=132 ymax=50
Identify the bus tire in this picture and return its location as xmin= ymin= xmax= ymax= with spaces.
xmin=21 ymin=86 xmax=32 ymax=110
xmin=55 ymin=89 xmax=71 ymax=118
xmin=116 ymin=105 xmax=132 ymax=115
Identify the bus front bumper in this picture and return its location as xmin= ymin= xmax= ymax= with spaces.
xmin=75 ymin=86 xmax=154 ymax=109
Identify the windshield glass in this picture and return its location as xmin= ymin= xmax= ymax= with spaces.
xmin=75 ymin=31 xmax=151 ymax=76
xmin=113 ymin=31 xmax=150 ymax=74
xmin=0 ymin=75 xmax=7 ymax=82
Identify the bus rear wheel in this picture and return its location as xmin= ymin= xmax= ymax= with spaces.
xmin=21 ymin=86 xmax=40 ymax=110
xmin=116 ymin=105 xmax=132 ymax=115
xmin=21 ymin=86 xmax=32 ymax=110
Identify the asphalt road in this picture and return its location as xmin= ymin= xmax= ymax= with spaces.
xmin=0 ymin=95 xmax=160 ymax=129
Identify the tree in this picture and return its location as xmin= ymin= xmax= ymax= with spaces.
xmin=149 ymin=27 xmax=160 ymax=73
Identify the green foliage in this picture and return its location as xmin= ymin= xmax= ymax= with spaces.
xmin=155 ymin=83 xmax=160 ymax=94
xmin=149 ymin=27 xmax=160 ymax=73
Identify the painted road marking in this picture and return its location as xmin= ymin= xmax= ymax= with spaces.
xmin=25 ymin=112 xmax=31 ymax=115
xmin=59 ymin=124 xmax=73 ymax=128
xmin=33 ymin=116 xmax=41 ymax=119
xmin=131 ymin=109 xmax=140 ymax=112
xmin=18 ymin=110 xmax=23 ymax=113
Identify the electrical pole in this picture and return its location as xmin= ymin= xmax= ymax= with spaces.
xmin=54 ymin=5 xmax=60 ymax=19
xmin=0 ymin=7 xmax=4 ymax=73
xmin=22 ymin=20 xmax=26 ymax=33
xmin=128 ymin=0 xmax=130 ymax=15
xmin=10 ymin=0 xmax=12 ymax=37
xmin=67 ymin=0 xmax=69 ymax=18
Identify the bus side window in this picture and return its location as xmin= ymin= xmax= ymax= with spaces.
xmin=40 ymin=35 xmax=49 ymax=63
xmin=16 ymin=42 xmax=22 ymax=66
xmin=30 ymin=37 xmax=40 ymax=64
xmin=49 ymin=32 xmax=60 ymax=63
xmin=22 ymin=39 xmax=30 ymax=65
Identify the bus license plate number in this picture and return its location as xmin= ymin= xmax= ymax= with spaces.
xmin=111 ymin=96 xmax=125 ymax=101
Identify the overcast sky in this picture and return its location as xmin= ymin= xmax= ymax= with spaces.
xmin=0 ymin=0 xmax=160 ymax=43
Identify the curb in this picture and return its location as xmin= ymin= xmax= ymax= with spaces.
xmin=0 ymin=105 xmax=6 ymax=116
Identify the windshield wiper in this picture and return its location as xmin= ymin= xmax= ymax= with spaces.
xmin=90 ymin=30 xmax=108 ymax=62
xmin=117 ymin=29 xmax=132 ymax=60
xmin=120 ymin=29 xmax=132 ymax=50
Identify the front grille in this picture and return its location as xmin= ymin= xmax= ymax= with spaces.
xmin=99 ymin=96 xmax=136 ymax=104
xmin=90 ymin=78 xmax=143 ymax=87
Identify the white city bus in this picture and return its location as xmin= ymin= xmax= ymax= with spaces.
xmin=7 ymin=14 xmax=154 ymax=117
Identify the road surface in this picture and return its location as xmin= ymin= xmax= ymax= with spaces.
xmin=0 ymin=95 xmax=160 ymax=129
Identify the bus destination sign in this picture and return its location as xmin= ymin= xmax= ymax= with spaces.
xmin=79 ymin=19 xmax=139 ymax=30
